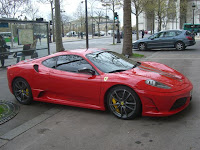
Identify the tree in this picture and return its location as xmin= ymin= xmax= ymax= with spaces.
xmin=73 ymin=3 xmax=85 ymax=33
xmin=143 ymin=0 xmax=155 ymax=34
xmin=0 ymin=0 xmax=29 ymax=18
xmin=100 ymin=0 xmax=122 ymax=44
xmin=131 ymin=0 xmax=148 ymax=40
xmin=94 ymin=9 xmax=105 ymax=37
xmin=165 ymin=0 xmax=177 ymax=29
xmin=122 ymin=0 xmax=132 ymax=56
xmin=180 ymin=0 xmax=188 ymax=28
xmin=26 ymin=1 xmax=39 ymax=20
xmin=54 ymin=0 xmax=64 ymax=52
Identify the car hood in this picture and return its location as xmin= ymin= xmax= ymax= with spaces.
xmin=114 ymin=61 xmax=191 ymax=92
xmin=133 ymin=38 xmax=149 ymax=43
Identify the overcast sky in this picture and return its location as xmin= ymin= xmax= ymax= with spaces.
xmin=35 ymin=0 xmax=135 ymax=26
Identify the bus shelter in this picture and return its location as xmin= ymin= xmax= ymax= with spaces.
xmin=0 ymin=18 xmax=50 ymax=67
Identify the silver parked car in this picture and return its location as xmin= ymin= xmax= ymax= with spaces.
xmin=132 ymin=30 xmax=196 ymax=51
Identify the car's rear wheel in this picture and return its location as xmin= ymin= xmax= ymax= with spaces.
xmin=175 ymin=42 xmax=185 ymax=50
xmin=138 ymin=43 xmax=147 ymax=50
xmin=107 ymin=86 xmax=141 ymax=120
xmin=13 ymin=78 xmax=33 ymax=105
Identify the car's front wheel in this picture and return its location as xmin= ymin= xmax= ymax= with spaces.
xmin=138 ymin=43 xmax=147 ymax=50
xmin=107 ymin=86 xmax=142 ymax=120
xmin=175 ymin=42 xmax=185 ymax=50
xmin=12 ymin=78 xmax=33 ymax=105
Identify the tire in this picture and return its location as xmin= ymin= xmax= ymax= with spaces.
xmin=107 ymin=86 xmax=142 ymax=120
xmin=175 ymin=42 xmax=185 ymax=50
xmin=138 ymin=43 xmax=147 ymax=50
xmin=12 ymin=78 xmax=33 ymax=105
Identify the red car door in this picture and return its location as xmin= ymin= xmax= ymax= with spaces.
xmin=47 ymin=55 xmax=102 ymax=105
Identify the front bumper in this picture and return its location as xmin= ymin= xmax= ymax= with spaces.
xmin=137 ymin=84 xmax=193 ymax=117
xmin=132 ymin=43 xmax=138 ymax=49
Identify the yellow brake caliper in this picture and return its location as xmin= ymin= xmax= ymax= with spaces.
xmin=112 ymin=98 xmax=120 ymax=113
xmin=25 ymin=89 xmax=29 ymax=96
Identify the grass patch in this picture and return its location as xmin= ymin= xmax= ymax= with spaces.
xmin=0 ymin=105 xmax=5 ymax=114
xmin=132 ymin=53 xmax=144 ymax=58
xmin=0 ymin=104 xmax=9 ymax=119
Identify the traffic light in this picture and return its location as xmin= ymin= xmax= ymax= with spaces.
xmin=114 ymin=12 xmax=118 ymax=20
xmin=36 ymin=18 xmax=43 ymax=22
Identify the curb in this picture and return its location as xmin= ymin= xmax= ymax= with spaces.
xmin=0 ymin=107 xmax=62 ymax=147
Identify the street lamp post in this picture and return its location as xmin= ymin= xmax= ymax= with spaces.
xmin=102 ymin=3 xmax=110 ymax=36
xmin=87 ymin=0 xmax=98 ymax=38
xmin=192 ymin=3 xmax=196 ymax=35
xmin=85 ymin=0 xmax=89 ymax=49
xmin=192 ymin=3 xmax=196 ymax=26
xmin=51 ymin=0 xmax=55 ymax=42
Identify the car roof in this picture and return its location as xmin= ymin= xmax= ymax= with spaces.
xmin=159 ymin=29 xmax=184 ymax=32
xmin=50 ymin=48 xmax=106 ymax=57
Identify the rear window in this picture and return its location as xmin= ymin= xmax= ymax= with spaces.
xmin=185 ymin=31 xmax=192 ymax=36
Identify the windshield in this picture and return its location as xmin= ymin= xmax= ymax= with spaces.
xmin=86 ymin=51 xmax=138 ymax=73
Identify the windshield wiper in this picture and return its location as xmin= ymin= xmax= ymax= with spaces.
xmin=108 ymin=69 xmax=127 ymax=73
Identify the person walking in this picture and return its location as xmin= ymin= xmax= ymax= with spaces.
xmin=142 ymin=30 xmax=145 ymax=38
xmin=0 ymin=35 xmax=6 ymax=68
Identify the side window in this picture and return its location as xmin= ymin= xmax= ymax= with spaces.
xmin=165 ymin=31 xmax=176 ymax=37
xmin=158 ymin=32 xmax=165 ymax=38
xmin=42 ymin=57 xmax=57 ymax=68
xmin=176 ymin=31 xmax=182 ymax=36
xmin=56 ymin=55 xmax=94 ymax=73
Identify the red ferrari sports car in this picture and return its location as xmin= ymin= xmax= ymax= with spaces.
xmin=7 ymin=48 xmax=193 ymax=119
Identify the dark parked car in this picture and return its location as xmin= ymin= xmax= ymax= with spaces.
xmin=132 ymin=30 xmax=196 ymax=50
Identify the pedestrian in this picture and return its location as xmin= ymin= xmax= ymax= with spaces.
xmin=39 ymin=35 xmax=41 ymax=45
xmin=142 ymin=30 xmax=145 ymax=38
xmin=0 ymin=35 xmax=7 ymax=68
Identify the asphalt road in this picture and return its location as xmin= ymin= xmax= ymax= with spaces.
xmin=0 ymin=37 xmax=200 ymax=150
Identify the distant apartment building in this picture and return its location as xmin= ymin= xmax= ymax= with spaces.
xmin=138 ymin=0 xmax=200 ymax=31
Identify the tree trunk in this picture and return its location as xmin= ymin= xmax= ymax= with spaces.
xmin=55 ymin=0 xmax=64 ymax=52
xmin=122 ymin=0 xmax=132 ymax=56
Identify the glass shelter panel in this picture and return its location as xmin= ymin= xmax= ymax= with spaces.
xmin=0 ymin=19 xmax=49 ymax=67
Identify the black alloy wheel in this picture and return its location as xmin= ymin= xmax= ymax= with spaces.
xmin=13 ymin=78 xmax=33 ymax=105
xmin=138 ymin=43 xmax=147 ymax=51
xmin=107 ymin=86 xmax=141 ymax=120
xmin=175 ymin=42 xmax=185 ymax=50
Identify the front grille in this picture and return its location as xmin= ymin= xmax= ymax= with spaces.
xmin=170 ymin=97 xmax=187 ymax=111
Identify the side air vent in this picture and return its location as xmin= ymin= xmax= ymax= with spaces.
xmin=33 ymin=64 xmax=39 ymax=72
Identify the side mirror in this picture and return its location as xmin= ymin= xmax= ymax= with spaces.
xmin=148 ymin=36 xmax=154 ymax=40
xmin=78 ymin=68 xmax=95 ymax=75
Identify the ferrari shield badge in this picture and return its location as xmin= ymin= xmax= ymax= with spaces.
xmin=104 ymin=77 xmax=108 ymax=81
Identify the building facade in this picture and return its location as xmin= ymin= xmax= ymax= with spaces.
xmin=138 ymin=0 xmax=200 ymax=32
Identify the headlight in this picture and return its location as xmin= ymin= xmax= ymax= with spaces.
xmin=145 ymin=79 xmax=171 ymax=89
